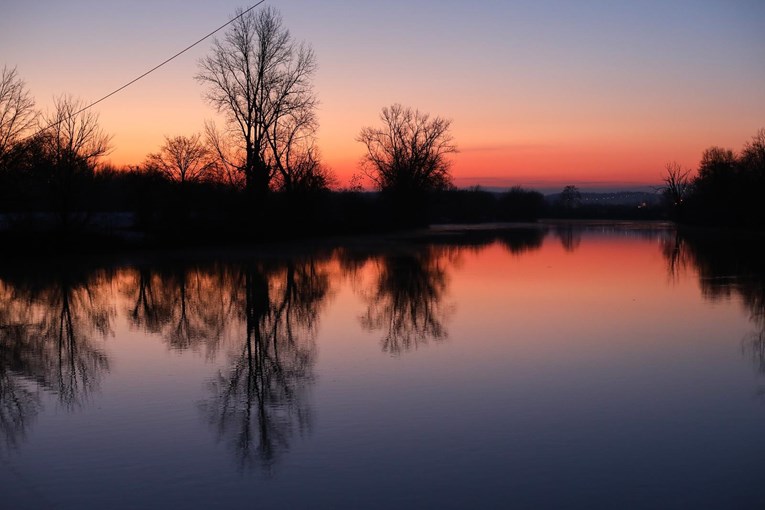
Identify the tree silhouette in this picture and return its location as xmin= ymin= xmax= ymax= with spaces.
xmin=740 ymin=128 xmax=765 ymax=177
xmin=558 ymin=185 xmax=582 ymax=209
xmin=0 ymin=65 xmax=37 ymax=167
xmin=196 ymin=6 xmax=319 ymax=198
xmin=36 ymin=95 xmax=111 ymax=227
xmin=145 ymin=134 xmax=215 ymax=184
xmin=358 ymin=104 xmax=456 ymax=197
xmin=660 ymin=161 xmax=692 ymax=211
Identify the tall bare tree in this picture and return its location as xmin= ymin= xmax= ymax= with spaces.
xmin=0 ymin=66 xmax=38 ymax=165
xmin=196 ymin=7 xmax=319 ymax=197
xmin=145 ymin=134 xmax=214 ymax=184
xmin=358 ymin=104 xmax=456 ymax=195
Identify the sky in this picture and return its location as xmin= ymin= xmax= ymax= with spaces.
xmin=1 ymin=0 xmax=764 ymax=191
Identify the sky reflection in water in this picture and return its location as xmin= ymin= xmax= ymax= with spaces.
xmin=1 ymin=224 xmax=764 ymax=509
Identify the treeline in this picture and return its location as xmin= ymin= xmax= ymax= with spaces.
xmin=0 ymin=159 xmax=548 ymax=244
xmin=662 ymin=129 xmax=765 ymax=228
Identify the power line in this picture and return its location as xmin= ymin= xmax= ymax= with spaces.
xmin=27 ymin=1 xmax=267 ymax=139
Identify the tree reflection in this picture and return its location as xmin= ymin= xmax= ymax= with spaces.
xmin=341 ymin=228 xmax=548 ymax=356
xmin=553 ymin=224 xmax=582 ymax=252
xmin=496 ymin=227 xmax=547 ymax=255
xmin=126 ymin=267 xmax=173 ymax=335
xmin=200 ymin=258 xmax=329 ymax=472
xmin=0 ymin=267 xmax=113 ymax=445
xmin=359 ymin=248 xmax=453 ymax=355
xmin=0 ymin=288 xmax=42 ymax=447
xmin=121 ymin=265 xmax=232 ymax=356
xmin=662 ymin=231 xmax=765 ymax=377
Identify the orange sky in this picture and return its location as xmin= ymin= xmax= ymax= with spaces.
xmin=2 ymin=0 xmax=764 ymax=191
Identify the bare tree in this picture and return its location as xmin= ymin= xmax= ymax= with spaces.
xmin=358 ymin=104 xmax=456 ymax=195
xmin=660 ymin=161 xmax=692 ymax=207
xmin=0 ymin=65 xmax=38 ymax=164
xmin=277 ymin=144 xmax=334 ymax=192
xmin=41 ymin=95 xmax=111 ymax=169
xmin=39 ymin=95 xmax=112 ymax=223
xmin=196 ymin=7 xmax=319 ymax=197
xmin=145 ymin=134 xmax=215 ymax=184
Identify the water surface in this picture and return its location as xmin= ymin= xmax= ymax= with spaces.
xmin=2 ymin=224 xmax=764 ymax=509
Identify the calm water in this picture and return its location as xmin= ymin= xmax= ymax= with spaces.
xmin=2 ymin=223 xmax=765 ymax=509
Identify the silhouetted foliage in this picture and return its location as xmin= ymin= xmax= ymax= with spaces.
xmin=145 ymin=133 xmax=215 ymax=184
xmin=0 ymin=65 xmax=37 ymax=168
xmin=677 ymin=129 xmax=765 ymax=228
xmin=426 ymin=186 xmax=544 ymax=224
xmin=358 ymin=104 xmax=456 ymax=226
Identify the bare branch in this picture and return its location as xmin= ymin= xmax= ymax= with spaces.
xmin=357 ymin=104 xmax=457 ymax=194
xmin=0 ymin=66 xmax=38 ymax=161
xmin=195 ymin=7 xmax=325 ymax=195
xmin=145 ymin=133 xmax=215 ymax=184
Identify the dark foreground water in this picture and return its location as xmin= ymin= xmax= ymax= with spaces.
xmin=2 ymin=223 xmax=765 ymax=509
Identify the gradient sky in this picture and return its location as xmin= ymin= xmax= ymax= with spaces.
xmin=2 ymin=0 xmax=764 ymax=190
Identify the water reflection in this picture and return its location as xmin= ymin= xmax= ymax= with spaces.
xmin=200 ymin=257 xmax=330 ymax=472
xmin=359 ymin=247 xmax=453 ymax=355
xmin=496 ymin=227 xmax=547 ymax=255
xmin=0 ymin=265 xmax=113 ymax=446
xmin=663 ymin=231 xmax=765 ymax=375
xmin=122 ymin=265 xmax=231 ymax=356
xmin=0 ymin=224 xmax=714 ymax=468
xmin=553 ymin=224 xmax=583 ymax=252
xmin=340 ymin=228 xmax=549 ymax=355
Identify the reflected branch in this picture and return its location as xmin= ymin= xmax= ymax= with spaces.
xmin=664 ymin=231 xmax=765 ymax=385
xmin=200 ymin=258 xmax=328 ymax=472
xmin=0 ymin=267 xmax=113 ymax=446
xmin=360 ymin=248 xmax=453 ymax=355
